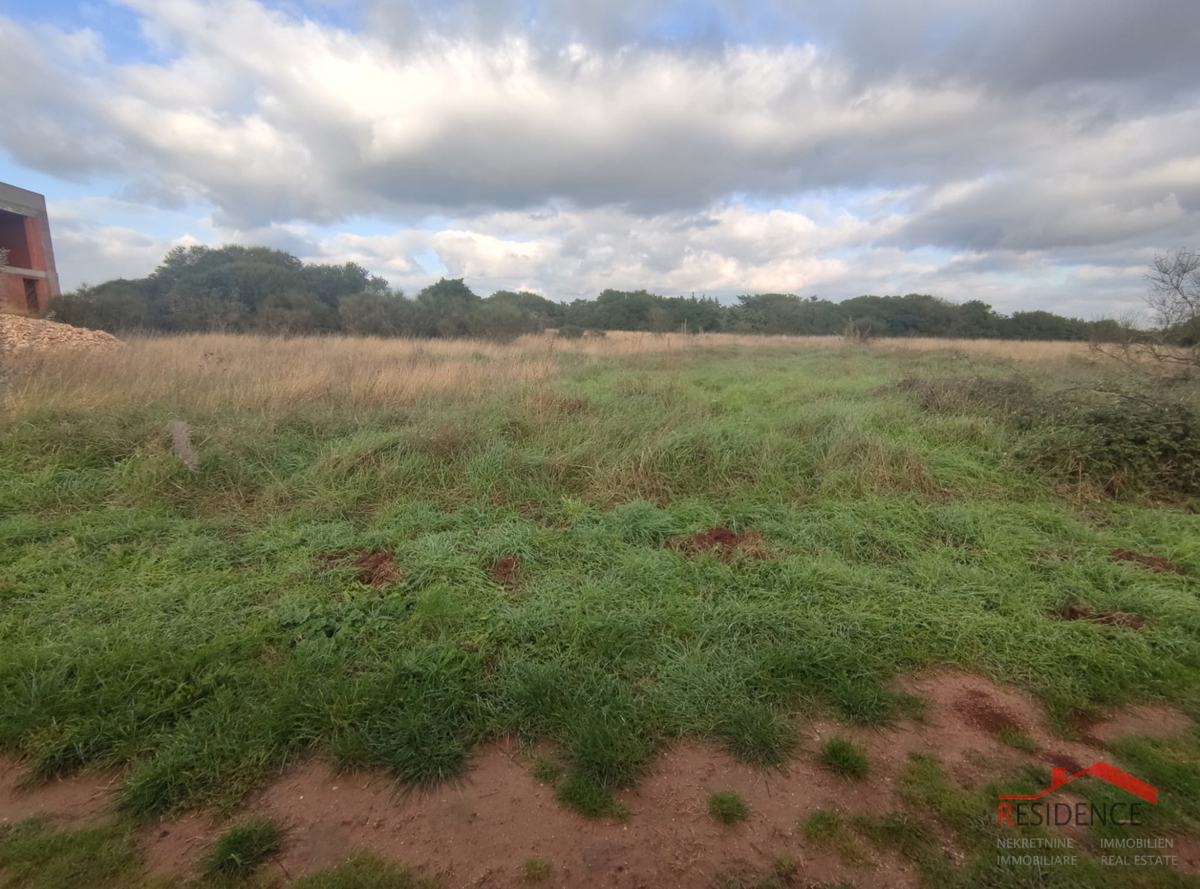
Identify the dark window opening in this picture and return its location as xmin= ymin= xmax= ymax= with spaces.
xmin=24 ymin=278 xmax=38 ymax=312
xmin=0 ymin=210 xmax=33 ymax=268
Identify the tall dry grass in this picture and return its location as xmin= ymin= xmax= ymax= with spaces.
xmin=1 ymin=334 xmax=558 ymax=416
xmin=0 ymin=330 xmax=1098 ymax=417
xmin=542 ymin=329 xmax=1095 ymax=361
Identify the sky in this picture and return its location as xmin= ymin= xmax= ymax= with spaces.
xmin=1 ymin=0 xmax=1198 ymax=317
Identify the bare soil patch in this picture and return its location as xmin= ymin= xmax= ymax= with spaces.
xmin=0 ymin=757 xmax=115 ymax=828
xmin=6 ymin=673 xmax=1194 ymax=887
xmin=1054 ymin=602 xmax=1146 ymax=630
xmin=892 ymin=671 xmax=1189 ymax=789
xmin=1109 ymin=549 xmax=1180 ymax=574
xmin=667 ymin=527 xmax=771 ymax=562
xmin=489 ymin=555 xmax=522 ymax=590
xmin=953 ymin=688 xmax=1026 ymax=736
xmin=317 ymin=550 xmax=401 ymax=587
xmin=142 ymin=741 xmax=918 ymax=889
xmin=1042 ymin=751 xmax=1086 ymax=775
xmin=1081 ymin=705 xmax=1195 ymax=747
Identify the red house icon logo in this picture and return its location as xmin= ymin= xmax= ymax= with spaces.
xmin=997 ymin=761 xmax=1157 ymax=827
xmin=1001 ymin=762 xmax=1156 ymax=804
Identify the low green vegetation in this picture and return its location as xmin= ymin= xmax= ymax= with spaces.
xmin=522 ymin=857 xmax=552 ymax=883
xmin=0 ymin=820 xmax=435 ymax=889
xmin=846 ymin=752 xmax=1200 ymax=888
xmin=996 ymin=726 xmax=1039 ymax=753
xmin=0 ymin=819 xmax=146 ymax=889
xmin=531 ymin=755 xmax=563 ymax=784
xmin=799 ymin=809 xmax=866 ymax=865
xmin=818 ymin=738 xmax=870 ymax=781
xmin=201 ymin=817 xmax=284 ymax=880
xmin=1 ymin=338 xmax=1198 ymax=862
xmin=708 ymin=791 xmax=751 ymax=825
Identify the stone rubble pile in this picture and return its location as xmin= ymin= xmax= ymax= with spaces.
xmin=0 ymin=314 xmax=123 ymax=355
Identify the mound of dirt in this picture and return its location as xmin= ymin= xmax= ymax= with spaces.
xmin=1055 ymin=603 xmax=1146 ymax=630
xmin=0 ymin=315 xmax=123 ymax=354
xmin=667 ymin=527 xmax=770 ymax=562
xmin=317 ymin=550 xmax=400 ymax=587
xmin=952 ymin=688 xmax=1024 ymax=735
xmin=489 ymin=555 xmax=522 ymax=589
xmin=1110 ymin=549 xmax=1179 ymax=575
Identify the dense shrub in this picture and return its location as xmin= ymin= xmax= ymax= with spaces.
xmin=557 ymin=325 xmax=585 ymax=339
xmin=1019 ymin=395 xmax=1200 ymax=498
xmin=901 ymin=374 xmax=1200 ymax=499
xmin=896 ymin=375 xmax=1037 ymax=417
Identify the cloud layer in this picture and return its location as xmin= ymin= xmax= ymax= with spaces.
xmin=2 ymin=0 xmax=1199 ymax=315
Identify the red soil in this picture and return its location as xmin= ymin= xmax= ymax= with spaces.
xmin=1110 ymin=549 xmax=1180 ymax=575
xmin=952 ymin=688 xmax=1025 ymax=735
xmin=489 ymin=555 xmax=522 ymax=590
xmin=667 ymin=527 xmax=771 ymax=562
xmin=1055 ymin=603 xmax=1146 ymax=630
xmin=3 ymin=672 xmax=1194 ymax=887
xmin=0 ymin=760 xmax=115 ymax=828
xmin=317 ymin=550 xmax=401 ymax=587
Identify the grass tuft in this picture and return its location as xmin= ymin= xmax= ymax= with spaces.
xmin=996 ymin=726 xmax=1039 ymax=753
xmin=522 ymin=857 xmax=552 ymax=883
xmin=555 ymin=774 xmax=628 ymax=819
xmin=201 ymin=817 xmax=284 ymax=880
xmin=707 ymin=790 xmax=750 ymax=825
xmin=818 ymin=737 xmax=870 ymax=780
xmin=799 ymin=809 xmax=866 ymax=865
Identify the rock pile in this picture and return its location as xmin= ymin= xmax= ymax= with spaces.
xmin=0 ymin=314 xmax=123 ymax=355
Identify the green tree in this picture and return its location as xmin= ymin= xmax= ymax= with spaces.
xmin=338 ymin=290 xmax=414 ymax=336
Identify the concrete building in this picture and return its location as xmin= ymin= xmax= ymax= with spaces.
xmin=0 ymin=182 xmax=59 ymax=314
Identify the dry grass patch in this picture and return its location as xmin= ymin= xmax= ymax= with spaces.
xmin=1 ymin=333 xmax=558 ymax=416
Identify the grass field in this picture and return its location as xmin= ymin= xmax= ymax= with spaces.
xmin=2 ymin=332 xmax=1199 ymax=887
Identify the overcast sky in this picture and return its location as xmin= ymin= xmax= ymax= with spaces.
xmin=2 ymin=0 xmax=1198 ymax=316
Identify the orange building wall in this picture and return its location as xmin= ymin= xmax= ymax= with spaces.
xmin=1 ymin=215 xmax=53 ymax=313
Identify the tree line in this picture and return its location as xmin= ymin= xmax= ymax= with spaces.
xmin=51 ymin=244 xmax=1140 ymax=342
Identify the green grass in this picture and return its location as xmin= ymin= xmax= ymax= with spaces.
xmin=849 ymin=752 xmax=1200 ymax=888
xmin=522 ymin=857 xmax=552 ymax=883
xmin=799 ymin=809 xmax=866 ymax=865
xmin=996 ymin=726 xmax=1039 ymax=753
xmin=2 ymin=341 xmax=1199 ymax=855
xmin=0 ymin=820 xmax=436 ymax=889
xmin=818 ymin=737 xmax=870 ymax=780
xmin=531 ymin=754 xmax=563 ymax=784
xmin=0 ymin=819 xmax=147 ymax=889
xmin=201 ymin=817 xmax=284 ymax=880
xmin=708 ymin=790 xmax=751 ymax=825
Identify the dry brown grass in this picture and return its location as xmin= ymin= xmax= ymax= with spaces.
xmin=545 ymin=330 xmax=1095 ymax=362
xmin=1 ymin=334 xmax=557 ymax=416
xmin=0 ymin=330 xmax=1099 ymax=417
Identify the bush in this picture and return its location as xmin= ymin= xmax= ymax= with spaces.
xmin=1020 ymin=394 xmax=1200 ymax=498
xmin=557 ymin=325 xmax=585 ymax=339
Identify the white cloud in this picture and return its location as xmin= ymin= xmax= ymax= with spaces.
xmin=2 ymin=0 xmax=1199 ymax=315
